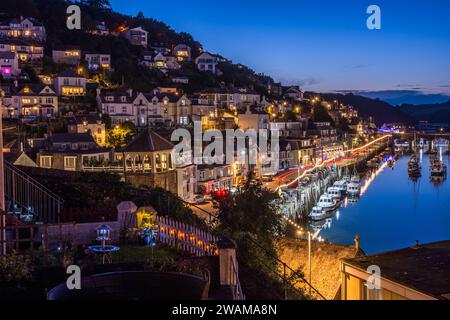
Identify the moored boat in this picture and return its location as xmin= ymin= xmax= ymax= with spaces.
xmin=317 ymin=194 xmax=340 ymax=212
xmin=310 ymin=206 xmax=328 ymax=221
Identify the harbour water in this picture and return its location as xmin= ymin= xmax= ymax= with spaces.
xmin=312 ymin=150 xmax=450 ymax=254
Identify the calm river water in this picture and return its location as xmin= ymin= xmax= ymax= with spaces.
xmin=314 ymin=150 xmax=450 ymax=254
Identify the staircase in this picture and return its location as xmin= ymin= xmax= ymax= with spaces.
xmin=3 ymin=162 xmax=64 ymax=223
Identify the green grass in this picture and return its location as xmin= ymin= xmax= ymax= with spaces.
xmin=112 ymin=244 xmax=179 ymax=264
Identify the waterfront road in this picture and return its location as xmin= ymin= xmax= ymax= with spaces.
xmin=266 ymin=135 xmax=391 ymax=191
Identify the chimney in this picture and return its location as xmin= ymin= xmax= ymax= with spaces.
xmin=354 ymin=235 xmax=361 ymax=251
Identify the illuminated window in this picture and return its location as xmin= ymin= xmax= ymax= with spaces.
xmin=22 ymin=98 xmax=31 ymax=104
xmin=64 ymin=157 xmax=77 ymax=171
xmin=41 ymin=156 xmax=53 ymax=168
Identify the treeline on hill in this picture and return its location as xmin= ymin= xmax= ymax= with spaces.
xmin=0 ymin=0 xmax=273 ymax=95
xmin=317 ymin=92 xmax=416 ymax=126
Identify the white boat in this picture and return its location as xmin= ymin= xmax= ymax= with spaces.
xmin=342 ymin=175 xmax=351 ymax=183
xmin=333 ymin=180 xmax=348 ymax=194
xmin=327 ymin=187 xmax=342 ymax=200
xmin=310 ymin=206 xmax=328 ymax=221
xmin=317 ymin=194 xmax=340 ymax=212
xmin=350 ymin=175 xmax=361 ymax=184
xmin=347 ymin=182 xmax=361 ymax=196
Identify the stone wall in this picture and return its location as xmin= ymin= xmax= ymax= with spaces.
xmin=126 ymin=170 xmax=177 ymax=194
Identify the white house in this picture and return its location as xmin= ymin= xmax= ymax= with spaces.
xmin=0 ymin=51 xmax=20 ymax=78
xmin=195 ymin=52 xmax=219 ymax=74
xmin=85 ymin=53 xmax=111 ymax=70
xmin=97 ymin=89 xmax=136 ymax=126
xmin=53 ymin=70 xmax=86 ymax=97
xmin=122 ymin=27 xmax=148 ymax=47
xmin=198 ymin=88 xmax=261 ymax=109
xmin=0 ymin=17 xmax=46 ymax=41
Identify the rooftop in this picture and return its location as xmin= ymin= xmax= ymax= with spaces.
xmin=343 ymin=240 xmax=450 ymax=300
xmin=123 ymin=129 xmax=174 ymax=153
xmin=50 ymin=133 xmax=94 ymax=144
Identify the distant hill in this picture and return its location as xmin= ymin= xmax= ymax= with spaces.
xmin=338 ymin=90 xmax=450 ymax=106
xmin=316 ymin=93 xmax=415 ymax=126
xmin=398 ymin=100 xmax=450 ymax=124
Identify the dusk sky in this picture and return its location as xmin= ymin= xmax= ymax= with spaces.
xmin=110 ymin=0 xmax=450 ymax=95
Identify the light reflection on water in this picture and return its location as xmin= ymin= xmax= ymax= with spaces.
xmin=311 ymin=149 xmax=450 ymax=254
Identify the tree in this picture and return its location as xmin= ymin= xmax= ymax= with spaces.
xmin=82 ymin=0 xmax=111 ymax=9
xmin=313 ymin=104 xmax=335 ymax=125
xmin=213 ymin=172 xmax=284 ymax=271
xmin=107 ymin=121 xmax=136 ymax=148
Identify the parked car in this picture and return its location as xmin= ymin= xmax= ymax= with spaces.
xmin=194 ymin=195 xmax=205 ymax=204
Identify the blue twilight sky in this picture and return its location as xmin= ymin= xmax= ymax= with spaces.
xmin=110 ymin=0 xmax=450 ymax=95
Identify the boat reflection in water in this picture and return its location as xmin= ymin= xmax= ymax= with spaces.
xmin=306 ymin=159 xmax=390 ymax=237
xmin=313 ymin=149 xmax=450 ymax=254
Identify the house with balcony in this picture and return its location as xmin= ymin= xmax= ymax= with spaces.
xmin=85 ymin=53 xmax=111 ymax=70
xmin=173 ymin=44 xmax=191 ymax=62
xmin=53 ymin=70 xmax=86 ymax=97
xmin=122 ymin=27 xmax=148 ymax=47
xmin=198 ymin=88 xmax=261 ymax=110
xmin=5 ymin=84 xmax=58 ymax=119
xmin=52 ymin=46 xmax=81 ymax=65
xmin=37 ymin=133 xmax=111 ymax=172
xmin=0 ymin=38 xmax=43 ymax=65
xmin=0 ymin=51 xmax=20 ymax=78
xmin=66 ymin=114 xmax=107 ymax=147
xmin=0 ymin=17 xmax=46 ymax=42
xmin=195 ymin=52 xmax=219 ymax=74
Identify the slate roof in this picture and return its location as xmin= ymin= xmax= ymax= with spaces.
xmin=57 ymin=70 xmax=82 ymax=78
xmin=123 ymin=129 xmax=174 ymax=153
xmin=12 ymin=84 xmax=57 ymax=96
xmin=342 ymin=240 xmax=450 ymax=300
xmin=50 ymin=133 xmax=94 ymax=144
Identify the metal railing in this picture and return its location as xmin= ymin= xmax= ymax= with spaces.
xmin=230 ymin=256 xmax=245 ymax=300
xmin=4 ymin=162 xmax=64 ymax=223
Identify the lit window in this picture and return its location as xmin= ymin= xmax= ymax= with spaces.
xmin=64 ymin=157 xmax=77 ymax=171
xmin=41 ymin=156 xmax=53 ymax=168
